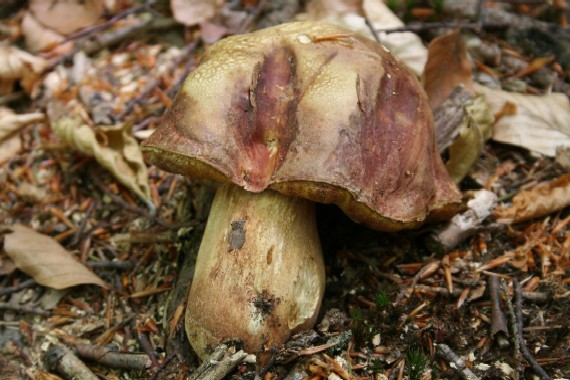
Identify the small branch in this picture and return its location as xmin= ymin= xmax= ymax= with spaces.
xmin=62 ymin=0 xmax=158 ymax=43
xmin=90 ymin=172 xmax=197 ymax=230
xmin=0 ymin=279 xmax=37 ymax=297
xmin=51 ymin=16 xmax=178 ymax=69
xmin=117 ymin=40 xmax=199 ymax=121
xmin=136 ymin=329 xmax=159 ymax=368
xmin=436 ymin=344 xmax=480 ymax=380
xmin=499 ymin=279 xmax=520 ymax=361
xmin=73 ymin=343 xmax=152 ymax=370
xmin=87 ymin=260 xmax=134 ymax=270
xmin=0 ymin=302 xmax=50 ymax=316
xmin=188 ymin=344 xmax=248 ymax=380
xmin=44 ymin=344 xmax=99 ymax=380
xmin=513 ymin=279 xmax=551 ymax=380
xmin=149 ymin=353 xmax=176 ymax=380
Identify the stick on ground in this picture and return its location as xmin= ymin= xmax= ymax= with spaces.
xmin=436 ymin=344 xmax=480 ymax=380
xmin=188 ymin=344 xmax=248 ymax=380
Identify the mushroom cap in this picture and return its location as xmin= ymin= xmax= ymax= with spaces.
xmin=142 ymin=21 xmax=462 ymax=231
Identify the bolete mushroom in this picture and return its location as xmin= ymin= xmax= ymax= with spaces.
xmin=141 ymin=21 xmax=462 ymax=359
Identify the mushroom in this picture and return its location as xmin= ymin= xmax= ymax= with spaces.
xmin=141 ymin=21 xmax=462 ymax=358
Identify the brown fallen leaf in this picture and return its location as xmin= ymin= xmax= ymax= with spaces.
xmin=494 ymin=173 xmax=570 ymax=223
xmin=0 ymin=224 xmax=107 ymax=289
xmin=21 ymin=11 xmax=67 ymax=54
xmin=0 ymin=42 xmax=48 ymax=94
xmin=170 ymin=0 xmax=216 ymax=26
xmin=423 ymin=30 xmax=492 ymax=183
xmin=475 ymin=83 xmax=570 ymax=157
xmin=29 ymin=0 xmax=104 ymax=36
xmin=0 ymin=106 xmax=45 ymax=163
xmin=50 ymin=113 xmax=153 ymax=211
xmin=424 ymin=30 xmax=475 ymax=111
xmin=303 ymin=0 xmax=428 ymax=76
xmin=445 ymin=94 xmax=494 ymax=183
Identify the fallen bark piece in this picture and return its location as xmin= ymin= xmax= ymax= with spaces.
xmin=494 ymin=173 xmax=570 ymax=223
xmin=44 ymin=344 xmax=99 ymax=380
xmin=188 ymin=344 xmax=248 ymax=380
xmin=488 ymin=276 xmax=509 ymax=348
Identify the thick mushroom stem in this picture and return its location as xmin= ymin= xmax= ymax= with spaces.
xmin=185 ymin=182 xmax=325 ymax=359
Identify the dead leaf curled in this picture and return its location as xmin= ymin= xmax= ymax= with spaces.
xmin=494 ymin=173 xmax=570 ymax=223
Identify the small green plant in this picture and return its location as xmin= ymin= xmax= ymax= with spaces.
xmin=406 ymin=346 xmax=428 ymax=380
xmin=350 ymin=308 xmax=377 ymax=348
xmin=375 ymin=291 xmax=390 ymax=309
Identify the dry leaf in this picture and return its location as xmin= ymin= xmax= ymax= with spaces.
xmin=426 ymin=31 xmax=494 ymax=184
xmin=29 ymin=0 xmax=104 ymax=36
xmin=0 ymin=107 xmax=45 ymax=163
xmin=0 ymin=224 xmax=107 ymax=289
xmin=302 ymin=0 xmax=427 ymax=76
xmin=362 ymin=0 xmax=427 ymax=76
xmin=445 ymin=94 xmax=494 ymax=183
xmin=0 ymin=43 xmax=47 ymax=79
xmin=21 ymin=11 xmax=66 ymax=53
xmin=494 ymin=173 xmax=570 ymax=223
xmin=51 ymin=115 xmax=153 ymax=210
xmin=0 ymin=107 xmax=45 ymax=140
xmin=424 ymin=30 xmax=474 ymax=110
xmin=475 ymin=83 xmax=570 ymax=156
xmin=0 ymin=42 xmax=48 ymax=94
xmin=170 ymin=0 xmax=217 ymax=26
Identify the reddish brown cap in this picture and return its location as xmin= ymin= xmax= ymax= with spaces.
xmin=142 ymin=21 xmax=462 ymax=231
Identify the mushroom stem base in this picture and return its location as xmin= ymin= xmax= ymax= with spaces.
xmin=185 ymin=183 xmax=325 ymax=359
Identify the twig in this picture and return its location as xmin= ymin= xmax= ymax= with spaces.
xmin=258 ymin=347 xmax=277 ymax=378
xmin=69 ymin=199 xmax=96 ymax=247
xmin=73 ymin=343 xmax=152 ymax=370
xmin=513 ymin=279 xmax=551 ymax=380
xmin=428 ymin=190 xmax=497 ymax=253
xmin=499 ymin=279 xmax=520 ymax=361
xmin=136 ymin=329 xmax=159 ymax=368
xmin=0 ymin=279 xmax=37 ymax=297
xmin=44 ymin=344 xmax=99 ymax=380
xmin=188 ymin=344 xmax=248 ymax=380
xmin=0 ymin=302 xmax=50 ymax=316
xmin=117 ymin=40 xmax=199 ymax=120
xmin=488 ymin=276 xmax=509 ymax=348
xmin=413 ymin=285 xmax=465 ymax=297
xmin=51 ymin=16 xmax=178 ymax=69
xmin=374 ymin=21 xmax=495 ymax=35
xmin=90 ymin=172 xmax=197 ymax=230
xmin=149 ymin=353 xmax=176 ymax=380
xmin=87 ymin=260 xmax=134 ymax=270
xmin=62 ymin=0 xmax=158 ymax=43
xmin=436 ymin=344 xmax=480 ymax=380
